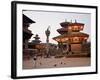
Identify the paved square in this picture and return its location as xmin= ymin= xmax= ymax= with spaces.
xmin=23 ymin=57 xmax=90 ymax=69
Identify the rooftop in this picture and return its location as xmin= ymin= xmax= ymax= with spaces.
xmin=60 ymin=20 xmax=84 ymax=27
xmin=23 ymin=14 xmax=36 ymax=23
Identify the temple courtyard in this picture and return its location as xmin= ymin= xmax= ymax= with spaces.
xmin=23 ymin=56 xmax=90 ymax=69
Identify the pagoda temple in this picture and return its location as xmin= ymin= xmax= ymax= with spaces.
xmin=28 ymin=34 xmax=41 ymax=49
xmin=23 ymin=14 xmax=36 ymax=59
xmin=23 ymin=14 xmax=35 ymax=49
xmin=28 ymin=34 xmax=46 ymax=56
xmin=53 ymin=20 xmax=89 ymax=53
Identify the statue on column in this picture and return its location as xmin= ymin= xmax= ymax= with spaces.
xmin=45 ymin=26 xmax=50 ymax=43
xmin=45 ymin=26 xmax=51 ymax=57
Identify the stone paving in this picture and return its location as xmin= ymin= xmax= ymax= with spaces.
xmin=23 ymin=56 xmax=90 ymax=69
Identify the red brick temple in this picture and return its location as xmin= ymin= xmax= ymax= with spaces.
xmin=53 ymin=20 xmax=89 ymax=54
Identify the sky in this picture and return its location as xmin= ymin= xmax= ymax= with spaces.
xmin=23 ymin=10 xmax=91 ymax=44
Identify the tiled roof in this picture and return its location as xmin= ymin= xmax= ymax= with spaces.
xmin=23 ymin=14 xmax=35 ymax=23
xmin=53 ymin=32 xmax=89 ymax=39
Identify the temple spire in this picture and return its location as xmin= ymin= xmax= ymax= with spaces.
xmin=75 ymin=19 xmax=77 ymax=23
xmin=65 ymin=19 xmax=67 ymax=22
xmin=70 ymin=20 xmax=72 ymax=23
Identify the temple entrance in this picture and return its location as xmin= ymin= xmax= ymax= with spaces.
xmin=60 ymin=43 xmax=69 ymax=54
xmin=62 ymin=44 xmax=67 ymax=50
xmin=71 ymin=44 xmax=82 ymax=53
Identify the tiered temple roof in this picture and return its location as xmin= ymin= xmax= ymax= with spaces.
xmin=53 ymin=20 xmax=89 ymax=44
xmin=31 ymin=34 xmax=41 ymax=44
xmin=23 ymin=14 xmax=35 ymax=24
xmin=23 ymin=14 xmax=35 ymax=41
